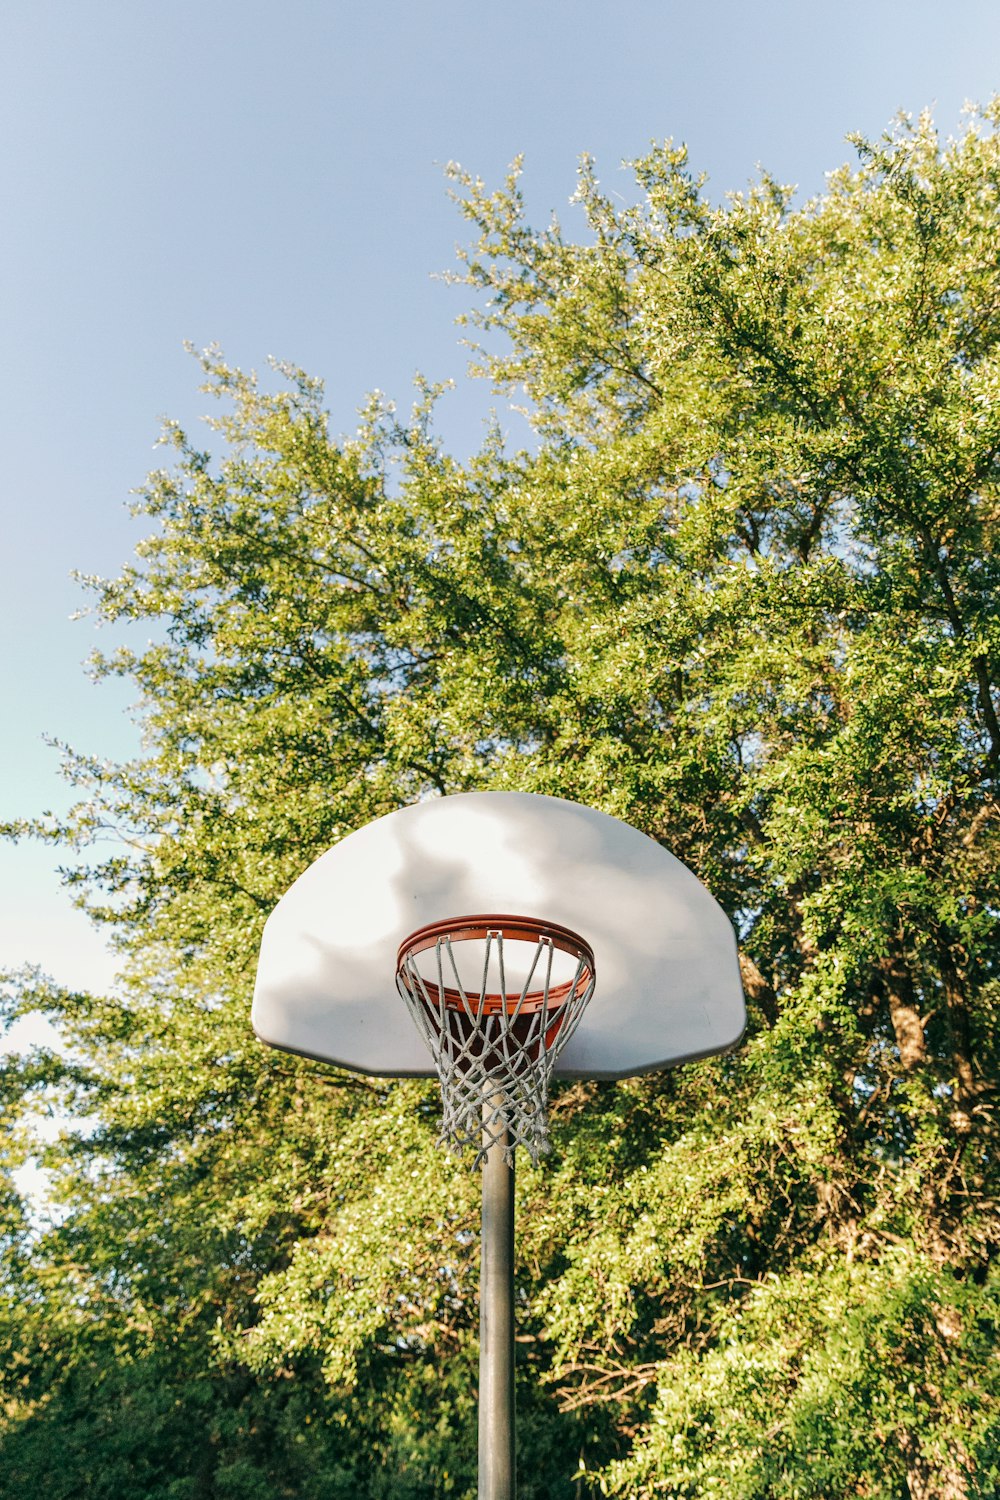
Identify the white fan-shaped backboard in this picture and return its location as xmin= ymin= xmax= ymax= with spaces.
xmin=252 ymin=791 xmax=745 ymax=1078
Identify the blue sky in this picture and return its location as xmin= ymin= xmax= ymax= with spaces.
xmin=3 ymin=0 xmax=999 ymax=1004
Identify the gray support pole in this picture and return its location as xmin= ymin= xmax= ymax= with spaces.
xmin=479 ymin=1115 xmax=516 ymax=1500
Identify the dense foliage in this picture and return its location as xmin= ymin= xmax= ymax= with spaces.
xmin=2 ymin=106 xmax=998 ymax=1498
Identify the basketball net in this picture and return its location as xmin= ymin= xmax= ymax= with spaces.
xmin=396 ymin=917 xmax=596 ymax=1166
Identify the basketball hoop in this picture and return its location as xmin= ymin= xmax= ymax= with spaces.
xmin=254 ymin=791 xmax=746 ymax=1496
xmin=396 ymin=914 xmax=596 ymax=1166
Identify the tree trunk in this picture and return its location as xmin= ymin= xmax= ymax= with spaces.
xmin=880 ymin=952 xmax=926 ymax=1071
xmin=898 ymin=1427 xmax=969 ymax=1500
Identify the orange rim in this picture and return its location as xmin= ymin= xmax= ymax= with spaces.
xmin=396 ymin=913 xmax=595 ymax=1015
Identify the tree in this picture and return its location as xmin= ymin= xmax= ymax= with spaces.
xmin=2 ymin=104 xmax=998 ymax=1498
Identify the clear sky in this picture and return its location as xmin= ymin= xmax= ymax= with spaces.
xmin=3 ymin=0 xmax=999 ymax=1008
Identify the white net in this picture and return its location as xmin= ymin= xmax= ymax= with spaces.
xmin=396 ymin=922 xmax=596 ymax=1167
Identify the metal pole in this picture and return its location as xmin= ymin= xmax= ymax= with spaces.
xmin=479 ymin=1110 xmax=516 ymax=1500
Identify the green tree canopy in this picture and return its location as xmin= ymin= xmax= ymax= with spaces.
xmin=2 ymin=105 xmax=998 ymax=1498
